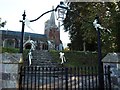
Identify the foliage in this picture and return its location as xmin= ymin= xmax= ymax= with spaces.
xmin=64 ymin=2 xmax=120 ymax=53
xmin=0 ymin=47 xmax=29 ymax=60
xmin=22 ymin=49 xmax=29 ymax=60
xmin=49 ymin=50 xmax=105 ymax=67
xmin=113 ymin=2 xmax=120 ymax=52
xmin=1 ymin=47 xmax=19 ymax=53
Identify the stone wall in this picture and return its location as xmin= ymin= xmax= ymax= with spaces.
xmin=0 ymin=53 xmax=22 ymax=89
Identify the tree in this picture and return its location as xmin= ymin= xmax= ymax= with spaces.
xmin=114 ymin=2 xmax=120 ymax=52
xmin=0 ymin=18 xmax=6 ymax=28
xmin=64 ymin=1 xmax=119 ymax=53
xmin=64 ymin=2 xmax=91 ymax=51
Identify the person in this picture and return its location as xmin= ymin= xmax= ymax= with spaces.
xmin=59 ymin=52 xmax=66 ymax=64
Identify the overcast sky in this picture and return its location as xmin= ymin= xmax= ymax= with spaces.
xmin=0 ymin=0 xmax=70 ymax=47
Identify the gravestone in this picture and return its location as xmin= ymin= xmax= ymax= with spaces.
xmin=0 ymin=53 xmax=22 ymax=89
xmin=102 ymin=53 xmax=120 ymax=89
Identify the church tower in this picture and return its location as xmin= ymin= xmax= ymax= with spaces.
xmin=44 ymin=6 xmax=60 ymax=50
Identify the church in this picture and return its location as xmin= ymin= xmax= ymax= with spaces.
xmin=0 ymin=9 xmax=63 ymax=51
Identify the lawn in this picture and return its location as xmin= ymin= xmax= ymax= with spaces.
xmin=49 ymin=50 xmax=106 ymax=67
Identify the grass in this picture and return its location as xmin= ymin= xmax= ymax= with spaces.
xmin=49 ymin=50 xmax=106 ymax=67
xmin=0 ymin=47 xmax=19 ymax=53
xmin=49 ymin=50 xmax=108 ymax=74
xmin=1 ymin=47 xmax=106 ymax=68
xmin=0 ymin=47 xmax=29 ymax=60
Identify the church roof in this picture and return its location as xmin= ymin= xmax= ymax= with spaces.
xmin=0 ymin=30 xmax=47 ymax=39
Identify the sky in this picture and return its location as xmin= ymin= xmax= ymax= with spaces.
xmin=0 ymin=0 xmax=70 ymax=48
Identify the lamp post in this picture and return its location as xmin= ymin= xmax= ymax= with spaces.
xmin=93 ymin=16 xmax=104 ymax=89
xmin=20 ymin=11 xmax=26 ymax=53
xmin=19 ymin=2 xmax=68 ymax=53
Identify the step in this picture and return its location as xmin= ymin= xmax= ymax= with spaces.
xmin=26 ymin=50 xmax=58 ymax=67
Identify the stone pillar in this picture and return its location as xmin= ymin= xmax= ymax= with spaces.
xmin=0 ymin=53 xmax=22 ymax=89
xmin=102 ymin=53 xmax=120 ymax=89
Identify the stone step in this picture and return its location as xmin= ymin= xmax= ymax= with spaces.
xmin=30 ymin=64 xmax=58 ymax=67
xmin=27 ymin=50 xmax=58 ymax=67
xmin=31 ymin=62 xmax=59 ymax=65
xmin=31 ymin=60 xmax=58 ymax=64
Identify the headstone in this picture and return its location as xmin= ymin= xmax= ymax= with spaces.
xmin=0 ymin=53 xmax=22 ymax=89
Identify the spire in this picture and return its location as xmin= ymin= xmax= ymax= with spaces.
xmin=49 ymin=6 xmax=56 ymax=27
xmin=44 ymin=6 xmax=57 ymax=31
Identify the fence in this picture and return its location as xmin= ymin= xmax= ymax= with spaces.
xmin=19 ymin=66 xmax=111 ymax=90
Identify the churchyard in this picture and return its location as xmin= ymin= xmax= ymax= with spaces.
xmin=1 ymin=47 xmax=120 ymax=89
xmin=1 ymin=47 xmax=100 ymax=67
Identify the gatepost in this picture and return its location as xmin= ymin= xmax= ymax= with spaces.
xmin=102 ymin=53 xmax=120 ymax=89
xmin=0 ymin=53 xmax=22 ymax=89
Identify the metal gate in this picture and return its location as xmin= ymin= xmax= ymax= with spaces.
xmin=19 ymin=66 xmax=111 ymax=90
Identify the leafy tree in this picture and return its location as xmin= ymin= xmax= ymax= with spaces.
xmin=114 ymin=2 xmax=120 ymax=52
xmin=64 ymin=2 xmax=120 ymax=53
xmin=64 ymin=2 xmax=91 ymax=51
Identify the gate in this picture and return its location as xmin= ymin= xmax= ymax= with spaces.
xmin=19 ymin=66 xmax=111 ymax=90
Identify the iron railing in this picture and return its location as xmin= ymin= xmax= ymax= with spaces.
xmin=19 ymin=66 xmax=111 ymax=90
